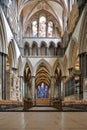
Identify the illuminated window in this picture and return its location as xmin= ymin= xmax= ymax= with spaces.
xmin=39 ymin=16 xmax=46 ymax=37
xmin=37 ymin=83 xmax=48 ymax=98
xmin=47 ymin=21 xmax=53 ymax=37
xmin=32 ymin=21 xmax=37 ymax=37
xmin=31 ymin=15 xmax=54 ymax=37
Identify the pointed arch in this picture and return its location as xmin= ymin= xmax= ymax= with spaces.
xmin=49 ymin=42 xmax=55 ymax=55
xmin=20 ymin=59 xmax=33 ymax=76
xmin=34 ymin=59 xmax=52 ymax=76
xmin=24 ymin=42 xmax=29 ymax=56
xmin=8 ymin=39 xmax=18 ymax=68
xmin=32 ymin=41 xmax=38 ymax=56
xmin=53 ymin=59 xmax=65 ymax=77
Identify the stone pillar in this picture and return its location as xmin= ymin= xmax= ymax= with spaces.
xmin=32 ymin=76 xmax=35 ymax=105
xmin=0 ymin=53 xmax=2 ymax=100
xmin=47 ymin=47 xmax=49 ymax=56
xmin=30 ymin=47 xmax=32 ymax=56
xmin=51 ymin=76 xmax=54 ymax=99
xmin=38 ymin=47 xmax=40 ymax=56
xmin=79 ymin=53 xmax=87 ymax=99
xmin=61 ymin=76 xmax=66 ymax=100
xmin=0 ymin=53 xmax=7 ymax=100
xmin=20 ymin=76 xmax=24 ymax=100
xmin=54 ymin=47 xmax=56 ymax=56
xmin=6 ymin=70 xmax=10 ymax=100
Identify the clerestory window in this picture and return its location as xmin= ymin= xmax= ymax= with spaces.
xmin=32 ymin=15 xmax=54 ymax=37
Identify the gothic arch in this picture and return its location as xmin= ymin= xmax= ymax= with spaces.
xmin=40 ymin=41 xmax=47 ymax=55
xmin=24 ymin=42 xmax=29 ymax=56
xmin=21 ymin=59 xmax=33 ymax=76
xmin=8 ymin=39 xmax=18 ymax=68
xmin=53 ymin=59 xmax=65 ymax=77
xmin=49 ymin=42 xmax=55 ymax=55
xmin=34 ymin=59 xmax=52 ymax=76
xmin=32 ymin=41 xmax=38 ymax=56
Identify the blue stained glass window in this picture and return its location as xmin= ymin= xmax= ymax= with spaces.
xmin=37 ymin=83 xmax=48 ymax=98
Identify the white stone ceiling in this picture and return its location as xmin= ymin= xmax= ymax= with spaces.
xmin=17 ymin=0 xmax=68 ymax=36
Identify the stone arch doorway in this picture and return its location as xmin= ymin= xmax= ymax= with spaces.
xmin=35 ymin=63 xmax=51 ymax=105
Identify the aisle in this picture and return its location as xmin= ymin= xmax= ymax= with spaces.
xmin=0 ymin=112 xmax=87 ymax=130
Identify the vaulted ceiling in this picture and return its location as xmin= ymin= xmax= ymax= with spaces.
xmin=35 ymin=63 xmax=51 ymax=87
xmin=17 ymin=0 xmax=68 ymax=36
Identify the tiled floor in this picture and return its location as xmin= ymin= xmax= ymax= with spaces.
xmin=0 ymin=109 xmax=87 ymax=130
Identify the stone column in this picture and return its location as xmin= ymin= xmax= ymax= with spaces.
xmin=30 ymin=47 xmax=32 ymax=56
xmin=54 ymin=47 xmax=56 ymax=56
xmin=38 ymin=47 xmax=40 ymax=56
xmin=2 ymin=53 xmax=6 ymax=100
xmin=32 ymin=76 xmax=35 ymax=105
xmin=20 ymin=76 xmax=24 ymax=100
xmin=61 ymin=76 xmax=66 ymax=100
xmin=47 ymin=47 xmax=49 ymax=56
xmin=51 ymin=76 xmax=54 ymax=100
xmin=0 ymin=53 xmax=2 ymax=100
xmin=79 ymin=53 xmax=87 ymax=99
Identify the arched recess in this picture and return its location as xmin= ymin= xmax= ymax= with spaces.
xmin=49 ymin=42 xmax=55 ymax=56
xmin=53 ymin=59 xmax=65 ymax=77
xmin=6 ymin=40 xmax=18 ymax=100
xmin=23 ymin=62 xmax=32 ymax=99
xmin=32 ymin=41 xmax=38 ymax=56
xmin=79 ymin=7 xmax=87 ymax=54
xmin=21 ymin=59 xmax=33 ymax=77
xmin=35 ymin=63 xmax=51 ymax=100
xmin=34 ymin=59 xmax=52 ymax=76
xmin=8 ymin=40 xmax=18 ymax=68
xmin=24 ymin=42 xmax=29 ymax=56
xmin=40 ymin=41 xmax=47 ymax=55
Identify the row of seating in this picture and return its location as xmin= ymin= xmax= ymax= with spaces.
xmin=52 ymin=99 xmax=62 ymax=110
xmin=62 ymin=100 xmax=87 ymax=105
xmin=0 ymin=100 xmax=23 ymax=105
xmin=23 ymin=99 xmax=33 ymax=110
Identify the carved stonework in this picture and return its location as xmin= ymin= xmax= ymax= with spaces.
xmin=68 ymin=4 xmax=79 ymax=34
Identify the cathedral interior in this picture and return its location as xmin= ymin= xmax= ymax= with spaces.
xmin=0 ymin=0 xmax=87 ymax=129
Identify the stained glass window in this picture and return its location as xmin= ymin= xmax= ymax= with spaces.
xmin=47 ymin=21 xmax=53 ymax=37
xmin=37 ymin=83 xmax=48 ymax=98
xmin=32 ymin=21 xmax=37 ymax=37
xmin=39 ymin=16 xmax=46 ymax=37
xmin=31 ymin=16 xmax=54 ymax=37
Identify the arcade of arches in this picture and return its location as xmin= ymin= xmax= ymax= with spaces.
xmin=0 ymin=0 xmax=87 ymax=106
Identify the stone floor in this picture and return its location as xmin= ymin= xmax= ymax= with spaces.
xmin=0 ymin=108 xmax=87 ymax=130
